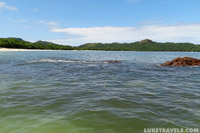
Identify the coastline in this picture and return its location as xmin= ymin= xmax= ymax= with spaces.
xmin=0 ymin=48 xmax=198 ymax=52
xmin=0 ymin=48 xmax=94 ymax=52
xmin=0 ymin=48 xmax=59 ymax=52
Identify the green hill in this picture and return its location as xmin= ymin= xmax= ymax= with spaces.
xmin=0 ymin=38 xmax=73 ymax=50
xmin=76 ymin=39 xmax=200 ymax=52
xmin=1 ymin=38 xmax=200 ymax=51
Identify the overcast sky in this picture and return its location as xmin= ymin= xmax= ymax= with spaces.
xmin=1 ymin=0 xmax=200 ymax=46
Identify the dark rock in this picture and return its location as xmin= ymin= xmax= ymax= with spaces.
xmin=161 ymin=57 xmax=200 ymax=66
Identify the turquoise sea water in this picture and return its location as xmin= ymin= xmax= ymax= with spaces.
xmin=0 ymin=51 xmax=199 ymax=133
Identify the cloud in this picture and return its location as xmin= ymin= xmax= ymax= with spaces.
xmin=38 ymin=20 xmax=58 ymax=27
xmin=0 ymin=2 xmax=18 ymax=11
xmin=49 ymin=24 xmax=200 ymax=46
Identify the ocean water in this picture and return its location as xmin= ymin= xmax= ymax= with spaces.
xmin=0 ymin=51 xmax=199 ymax=133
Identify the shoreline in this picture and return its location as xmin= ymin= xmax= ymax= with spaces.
xmin=0 ymin=48 xmax=60 ymax=52
xmin=0 ymin=48 xmax=198 ymax=52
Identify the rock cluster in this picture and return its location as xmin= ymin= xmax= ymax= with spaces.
xmin=161 ymin=57 xmax=200 ymax=66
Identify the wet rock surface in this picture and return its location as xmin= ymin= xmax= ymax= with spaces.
xmin=161 ymin=57 xmax=200 ymax=66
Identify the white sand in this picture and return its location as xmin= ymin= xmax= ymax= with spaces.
xmin=0 ymin=48 xmax=57 ymax=52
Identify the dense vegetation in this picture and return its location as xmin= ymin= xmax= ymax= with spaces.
xmin=76 ymin=39 xmax=200 ymax=52
xmin=1 ymin=38 xmax=200 ymax=52
xmin=0 ymin=38 xmax=73 ymax=50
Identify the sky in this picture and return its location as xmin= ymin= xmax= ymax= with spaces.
xmin=0 ymin=0 xmax=200 ymax=46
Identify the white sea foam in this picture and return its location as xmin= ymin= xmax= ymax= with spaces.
xmin=28 ymin=59 xmax=85 ymax=63
xmin=27 ymin=59 xmax=102 ymax=64
xmin=28 ymin=59 xmax=122 ymax=64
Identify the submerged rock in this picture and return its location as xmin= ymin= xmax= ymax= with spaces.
xmin=161 ymin=57 xmax=200 ymax=67
xmin=104 ymin=61 xmax=120 ymax=63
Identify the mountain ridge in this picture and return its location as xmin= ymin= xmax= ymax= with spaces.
xmin=0 ymin=37 xmax=200 ymax=51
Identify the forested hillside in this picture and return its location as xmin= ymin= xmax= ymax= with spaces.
xmin=0 ymin=38 xmax=73 ymax=50
xmin=76 ymin=39 xmax=200 ymax=52
xmin=1 ymin=38 xmax=200 ymax=52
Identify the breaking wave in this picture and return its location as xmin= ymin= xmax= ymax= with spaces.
xmin=27 ymin=59 xmax=101 ymax=64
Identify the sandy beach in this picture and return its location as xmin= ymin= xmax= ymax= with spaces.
xmin=0 ymin=48 xmax=58 ymax=52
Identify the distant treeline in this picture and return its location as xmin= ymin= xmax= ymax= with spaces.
xmin=76 ymin=39 xmax=200 ymax=52
xmin=0 ymin=38 xmax=73 ymax=50
xmin=1 ymin=38 xmax=200 ymax=51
